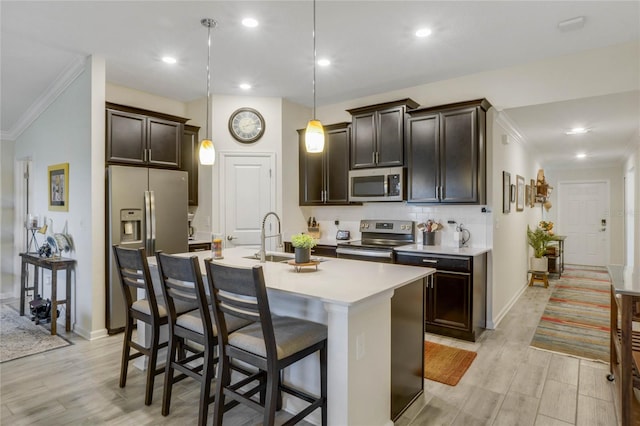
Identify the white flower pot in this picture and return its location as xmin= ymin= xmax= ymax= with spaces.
xmin=530 ymin=257 xmax=548 ymax=272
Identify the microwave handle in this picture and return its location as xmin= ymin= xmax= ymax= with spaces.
xmin=384 ymin=176 xmax=389 ymax=195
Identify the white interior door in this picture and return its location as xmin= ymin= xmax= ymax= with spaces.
xmin=558 ymin=181 xmax=609 ymax=266
xmin=220 ymin=153 xmax=275 ymax=248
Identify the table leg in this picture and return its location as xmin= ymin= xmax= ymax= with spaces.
xmin=20 ymin=258 xmax=27 ymax=316
xmin=66 ymin=266 xmax=71 ymax=332
xmin=51 ymin=269 xmax=58 ymax=336
xmin=621 ymin=295 xmax=633 ymax=426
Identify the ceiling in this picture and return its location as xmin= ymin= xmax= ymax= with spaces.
xmin=1 ymin=1 xmax=639 ymax=169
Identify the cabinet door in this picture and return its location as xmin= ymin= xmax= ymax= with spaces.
xmin=107 ymin=109 xmax=146 ymax=165
xmin=440 ymin=107 xmax=479 ymax=203
xmin=298 ymin=131 xmax=324 ymax=205
xmin=182 ymin=125 xmax=199 ymax=205
xmin=325 ymin=126 xmax=350 ymax=204
xmin=407 ymin=113 xmax=439 ymax=202
xmin=376 ymin=107 xmax=404 ymax=167
xmin=429 ymin=271 xmax=471 ymax=331
xmin=147 ymin=117 xmax=181 ymax=168
xmin=350 ymin=112 xmax=377 ymax=169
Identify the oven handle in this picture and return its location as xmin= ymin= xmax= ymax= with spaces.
xmin=336 ymin=247 xmax=393 ymax=258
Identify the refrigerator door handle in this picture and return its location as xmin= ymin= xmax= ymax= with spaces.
xmin=144 ymin=190 xmax=152 ymax=253
xmin=150 ymin=190 xmax=157 ymax=253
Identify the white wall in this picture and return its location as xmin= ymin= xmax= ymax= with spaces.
xmin=0 ymin=139 xmax=15 ymax=298
xmin=106 ymin=83 xmax=188 ymax=118
xmin=12 ymin=56 xmax=107 ymax=339
xmin=623 ymin=136 xmax=640 ymax=283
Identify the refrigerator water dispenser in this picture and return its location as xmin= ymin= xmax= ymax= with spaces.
xmin=120 ymin=209 xmax=142 ymax=243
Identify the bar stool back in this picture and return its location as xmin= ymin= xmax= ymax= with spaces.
xmin=112 ymin=245 xmax=166 ymax=406
xmin=205 ymin=260 xmax=328 ymax=426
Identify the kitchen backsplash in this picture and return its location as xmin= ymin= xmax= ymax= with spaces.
xmin=298 ymin=204 xmax=492 ymax=248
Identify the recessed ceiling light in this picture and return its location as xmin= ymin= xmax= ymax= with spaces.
xmin=317 ymin=58 xmax=331 ymax=67
xmin=239 ymin=83 xmax=252 ymax=90
xmin=415 ymin=28 xmax=432 ymax=38
xmin=565 ymin=127 xmax=590 ymax=135
xmin=576 ymin=152 xmax=587 ymax=159
xmin=242 ymin=18 xmax=259 ymax=28
xmin=162 ymin=56 xmax=177 ymax=64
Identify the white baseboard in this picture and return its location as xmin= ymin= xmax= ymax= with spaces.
xmin=73 ymin=325 xmax=108 ymax=341
xmin=488 ymin=280 xmax=529 ymax=329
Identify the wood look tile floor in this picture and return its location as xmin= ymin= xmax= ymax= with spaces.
xmin=1 ymin=274 xmax=619 ymax=426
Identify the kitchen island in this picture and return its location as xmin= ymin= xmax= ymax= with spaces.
xmin=146 ymin=246 xmax=433 ymax=426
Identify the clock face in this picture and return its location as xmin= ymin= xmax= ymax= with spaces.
xmin=228 ymin=108 xmax=265 ymax=143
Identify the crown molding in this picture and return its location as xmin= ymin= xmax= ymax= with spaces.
xmin=495 ymin=110 xmax=527 ymax=146
xmin=1 ymin=56 xmax=87 ymax=141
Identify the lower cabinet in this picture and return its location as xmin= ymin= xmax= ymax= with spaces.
xmin=395 ymin=251 xmax=487 ymax=341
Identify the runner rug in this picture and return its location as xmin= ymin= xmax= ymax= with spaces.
xmin=424 ymin=341 xmax=477 ymax=386
xmin=530 ymin=266 xmax=611 ymax=362
xmin=0 ymin=304 xmax=71 ymax=363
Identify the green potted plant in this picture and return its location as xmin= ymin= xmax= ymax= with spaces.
xmin=527 ymin=225 xmax=552 ymax=271
xmin=291 ymin=233 xmax=318 ymax=264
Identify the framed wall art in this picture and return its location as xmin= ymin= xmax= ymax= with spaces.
xmin=502 ymin=171 xmax=511 ymax=213
xmin=530 ymin=178 xmax=537 ymax=206
xmin=516 ymin=175 xmax=525 ymax=211
xmin=48 ymin=163 xmax=69 ymax=211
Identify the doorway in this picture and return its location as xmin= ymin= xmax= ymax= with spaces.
xmin=219 ymin=152 xmax=276 ymax=248
xmin=558 ymin=181 xmax=610 ymax=266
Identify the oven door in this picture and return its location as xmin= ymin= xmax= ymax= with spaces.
xmin=336 ymin=247 xmax=394 ymax=263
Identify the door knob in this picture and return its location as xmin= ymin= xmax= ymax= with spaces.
xmin=227 ymin=235 xmax=238 ymax=241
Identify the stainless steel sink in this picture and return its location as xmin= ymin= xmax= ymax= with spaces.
xmin=243 ymin=254 xmax=293 ymax=263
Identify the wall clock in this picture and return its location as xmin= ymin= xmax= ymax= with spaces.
xmin=228 ymin=107 xmax=265 ymax=143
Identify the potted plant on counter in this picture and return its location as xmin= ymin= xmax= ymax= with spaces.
xmin=527 ymin=225 xmax=552 ymax=271
xmin=291 ymin=233 xmax=318 ymax=264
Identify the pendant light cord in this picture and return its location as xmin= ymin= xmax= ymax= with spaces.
xmin=206 ymin=23 xmax=212 ymax=140
xmin=312 ymin=0 xmax=317 ymax=120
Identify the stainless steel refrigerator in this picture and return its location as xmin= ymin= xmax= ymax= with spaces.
xmin=106 ymin=165 xmax=188 ymax=333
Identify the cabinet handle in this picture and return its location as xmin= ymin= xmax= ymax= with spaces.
xmin=422 ymin=259 xmax=438 ymax=264
xmin=372 ymin=152 xmax=376 ymax=164
xmin=376 ymin=151 xmax=379 ymax=164
xmin=147 ymin=149 xmax=151 ymax=162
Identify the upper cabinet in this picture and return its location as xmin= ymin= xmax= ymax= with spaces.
xmin=106 ymin=102 xmax=188 ymax=168
xmin=347 ymin=99 xmax=419 ymax=169
xmin=407 ymin=99 xmax=490 ymax=204
xmin=181 ymin=125 xmax=200 ymax=206
xmin=298 ymin=123 xmax=352 ymax=205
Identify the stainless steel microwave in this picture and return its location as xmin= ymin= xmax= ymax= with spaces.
xmin=348 ymin=167 xmax=405 ymax=202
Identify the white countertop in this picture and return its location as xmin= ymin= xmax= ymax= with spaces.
xmin=395 ymin=244 xmax=491 ymax=257
xmin=148 ymin=246 xmax=433 ymax=307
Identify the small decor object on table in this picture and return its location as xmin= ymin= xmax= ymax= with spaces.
xmin=291 ymin=233 xmax=318 ymax=264
xmin=423 ymin=219 xmax=442 ymax=246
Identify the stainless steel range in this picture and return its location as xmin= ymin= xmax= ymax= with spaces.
xmin=336 ymin=219 xmax=415 ymax=263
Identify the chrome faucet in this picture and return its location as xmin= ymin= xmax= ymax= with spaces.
xmin=259 ymin=211 xmax=283 ymax=263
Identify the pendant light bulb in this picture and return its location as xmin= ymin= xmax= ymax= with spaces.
xmin=305 ymin=0 xmax=324 ymax=153
xmin=199 ymin=18 xmax=217 ymax=165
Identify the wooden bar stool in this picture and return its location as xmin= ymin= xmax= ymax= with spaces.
xmin=528 ymin=270 xmax=549 ymax=288
xmin=205 ymin=260 xmax=327 ymax=426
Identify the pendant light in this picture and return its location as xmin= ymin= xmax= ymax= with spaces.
xmin=199 ymin=18 xmax=217 ymax=165
xmin=305 ymin=0 xmax=324 ymax=153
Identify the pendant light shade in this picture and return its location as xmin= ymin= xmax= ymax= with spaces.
xmin=199 ymin=139 xmax=215 ymax=165
xmin=305 ymin=120 xmax=324 ymax=153
xmin=305 ymin=0 xmax=324 ymax=153
xmin=199 ymin=18 xmax=217 ymax=166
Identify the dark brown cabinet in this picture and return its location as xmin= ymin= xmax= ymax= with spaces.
xmin=407 ymin=99 xmax=490 ymax=204
xmin=298 ymin=123 xmax=352 ymax=205
xmin=188 ymin=242 xmax=211 ymax=252
xmin=347 ymin=99 xmax=418 ymax=169
xmin=395 ymin=251 xmax=486 ymax=341
xmin=106 ymin=102 xmax=188 ymax=169
xmin=181 ymin=125 xmax=200 ymax=206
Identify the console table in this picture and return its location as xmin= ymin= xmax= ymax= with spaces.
xmin=548 ymin=235 xmax=567 ymax=277
xmin=608 ymin=264 xmax=640 ymax=425
xmin=19 ymin=252 xmax=75 ymax=335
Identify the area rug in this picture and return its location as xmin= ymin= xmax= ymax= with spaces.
xmin=424 ymin=341 xmax=477 ymax=386
xmin=530 ymin=266 xmax=610 ymax=362
xmin=0 ymin=304 xmax=71 ymax=363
